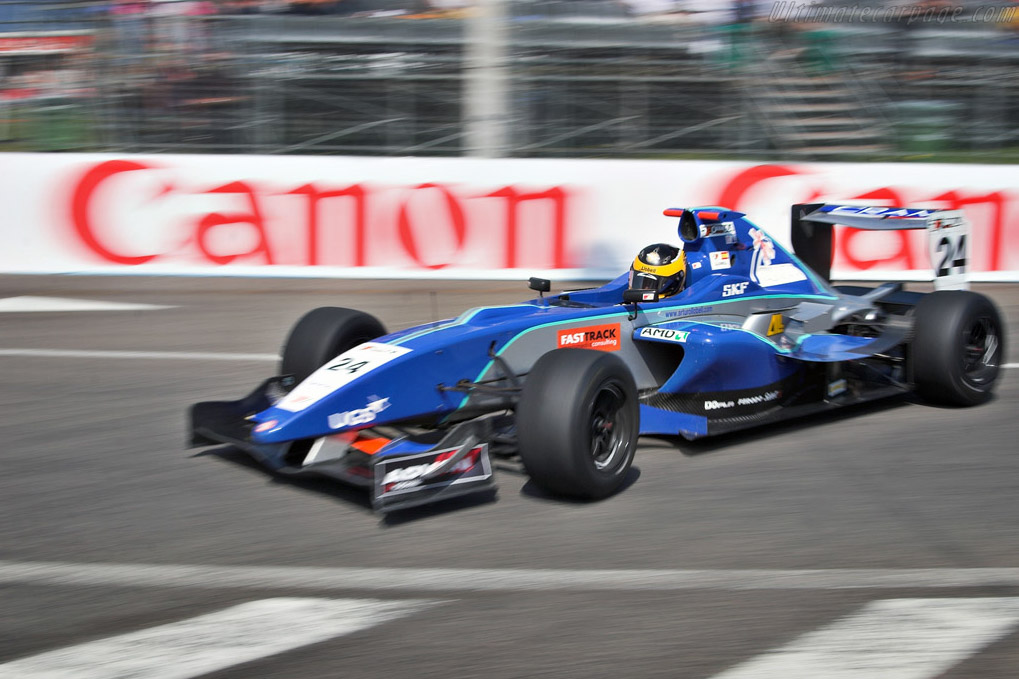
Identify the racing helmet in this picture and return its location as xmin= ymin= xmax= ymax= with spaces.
xmin=629 ymin=243 xmax=687 ymax=298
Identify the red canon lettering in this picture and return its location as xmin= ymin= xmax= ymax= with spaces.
xmin=485 ymin=186 xmax=569 ymax=268
xmin=715 ymin=164 xmax=800 ymax=210
xmin=70 ymin=159 xmax=158 ymax=265
xmin=197 ymin=182 xmax=274 ymax=265
xmin=289 ymin=183 xmax=367 ymax=266
xmin=397 ymin=183 xmax=467 ymax=269
xmin=838 ymin=188 xmax=917 ymax=271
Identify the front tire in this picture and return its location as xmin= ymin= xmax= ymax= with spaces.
xmin=516 ymin=349 xmax=639 ymax=500
xmin=281 ymin=307 xmax=386 ymax=383
xmin=911 ymin=290 xmax=1005 ymax=406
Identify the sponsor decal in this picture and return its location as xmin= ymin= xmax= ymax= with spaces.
xmin=755 ymin=262 xmax=807 ymax=287
xmin=701 ymin=221 xmax=737 ymax=240
xmin=253 ymin=419 xmax=278 ymax=433
xmin=557 ymin=323 xmax=621 ymax=351
xmin=277 ymin=343 xmax=410 ymax=412
xmin=665 ymin=306 xmax=713 ymax=318
xmin=328 ymin=396 xmax=391 ymax=430
xmin=62 ymin=160 xmax=573 ymax=270
xmin=737 ymin=390 xmax=781 ymax=406
xmin=691 ymin=261 xmax=702 ymax=270
xmin=709 ymin=250 xmax=732 ymax=270
xmin=722 ymin=282 xmax=749 ymax=298
xmin=767 ymin=313 xmax=785 ymax=336
xmin=381 ymin=446 xmax=482 ymax=491
xmin=639 ymin=327 xmax=689 ymax=343
xmin=827 ymin=379 xmax=848 ymax=397
xmin=375 ymin=444 xmax=493 ymax=500
xmin=825 ymin=205 xmax=935 ymax=219
xmin=640 ymin=291 xmax=657 ymax=301
xmin=705 ymin=389 xmax=780 ymax=411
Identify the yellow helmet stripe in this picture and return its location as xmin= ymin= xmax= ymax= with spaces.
xmin=631 ymin=252 xmax=686 ymax=278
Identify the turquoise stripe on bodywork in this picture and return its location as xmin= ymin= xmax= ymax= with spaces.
xmin=451 ymin=292 xmax=836 ymax=412
xmin=389 ymin=304 xmax=541 ymax=346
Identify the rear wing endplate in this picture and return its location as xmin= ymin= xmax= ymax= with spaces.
xmin=791 ymin=203 xmax=970 ymax=290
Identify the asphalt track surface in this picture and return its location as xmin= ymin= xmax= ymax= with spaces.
xmin=1 ymin=275 xmax=1018 ymax=678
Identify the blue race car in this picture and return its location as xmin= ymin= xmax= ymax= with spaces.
xmin=190 ymin=204 xmax=1006 ymax=513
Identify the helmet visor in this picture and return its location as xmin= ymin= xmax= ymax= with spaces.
xmin=629 ymin=271 xmax=662 ymax=291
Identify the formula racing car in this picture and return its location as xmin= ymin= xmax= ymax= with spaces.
xmin=190 ymin=203 xmax=1006 ymax=513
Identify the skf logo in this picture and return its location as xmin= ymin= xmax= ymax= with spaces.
xmin=722 ymin=282 xmax=749 ymax=298
xmin=767 ymin=314 xmax=785 ymax=336
xmin=557 ymin=323 xmax=621 ymax=351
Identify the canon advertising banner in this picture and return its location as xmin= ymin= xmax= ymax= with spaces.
xmin=0 ymin=153 xmax=1015 ymax=280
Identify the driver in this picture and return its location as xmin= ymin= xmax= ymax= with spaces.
xmin=629 ymin=243 xmax=688 ymax=298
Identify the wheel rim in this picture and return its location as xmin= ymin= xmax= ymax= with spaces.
xmin=589 ymin=383 xmax=630 ymax=471
xmin=960 ymin=315 xmax=999 ymax=387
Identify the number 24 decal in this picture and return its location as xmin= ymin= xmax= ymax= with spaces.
xmin=935 ymin=234 xmax=966 ymax=277
xmin=327 ymin=357 xmax=368 ymax=374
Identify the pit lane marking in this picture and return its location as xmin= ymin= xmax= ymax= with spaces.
xmin=0 ymin=597 xmax=438 ymax=679
xmin=5 ymin=560 xmax=1019 ymax=592
xmin=710 ymin=597 xmax=1019 ymax=679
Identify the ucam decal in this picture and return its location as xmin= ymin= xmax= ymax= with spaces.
xmin=722 ymin=282 xmax=749 ymax=298
xmin=639 ymin=327 xmax=689 ymax=343
xmin=328 ymin=397 xmax=390 ymax=430
xmin=557 ymin=323 xmax=621 ymax=351
xmin=824 ymin=205 xmax=936 ymax=220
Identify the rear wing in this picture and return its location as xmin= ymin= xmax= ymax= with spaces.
xmin=791 ymin=203 xmax=970 ymax=290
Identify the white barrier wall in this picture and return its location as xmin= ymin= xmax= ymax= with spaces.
xmin=0 ymin=153 xmax=1016 ymax=280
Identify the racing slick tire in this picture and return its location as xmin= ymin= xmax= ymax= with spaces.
xmin=281 ymin=307 xmax=387 ymax=383
xmin=911 ymin=290 xmax=1005 ymax=407
xmin=516 ymin=349 xmax=639 ymax=500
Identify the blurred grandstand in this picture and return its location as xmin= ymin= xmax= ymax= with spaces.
xmin=0 ymin=0 xmax=1016 ymax=159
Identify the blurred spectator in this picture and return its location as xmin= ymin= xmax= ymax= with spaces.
xmin=110 ymin=0 xmax=151 ymax=58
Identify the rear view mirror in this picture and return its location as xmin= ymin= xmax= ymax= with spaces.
xmin=623 ymin=289 xmax=659 ymax=304
xmin=528 ymin=277 xmax=551 ymax=293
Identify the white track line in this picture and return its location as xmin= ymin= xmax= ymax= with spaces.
xmin=0 ymin=597 xmax=437 ymax=679
xmin=0 ymin=296 xmax=174 ymax=313
xmin=0 ymin=348 xmax=278 ymax=362
xmin=4 ymin=561 xmax=1019 ymax=593
xmin=710 ymin=597 xmax=1019 ymax=679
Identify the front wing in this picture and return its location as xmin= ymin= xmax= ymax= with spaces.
xmin=189 ymin=379 xmax=496 ymax=514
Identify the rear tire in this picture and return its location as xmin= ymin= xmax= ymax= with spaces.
xmin=281 ymin=307 xmax=386 ymax=383
xmin=516 ymin=349 xmax=639 ymax=500
xmin=911 ymin=290 xmax=1005 ymax=406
